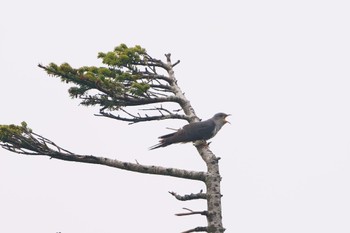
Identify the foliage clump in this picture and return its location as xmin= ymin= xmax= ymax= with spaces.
xmin=97 ymin=44 xmax=146 ymax=67
xmin=0 ymin=122 xmax=30 ymax=142
xmin=38 ymin=44 xmax=171 ymax=112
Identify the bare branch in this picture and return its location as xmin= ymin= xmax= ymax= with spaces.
xmin=138 ymin=106 xmax=187 ymax=120
xmin=137 ymin=55 xmax=167 ymax=72
xmin=48 ymin=153 xmax=206 ymax=181
xmin=165 ymin=53 xmax=171 ymax=63
xmin=175 ymin=208 xmax=207 ymax=216
xmin=95 ymin=110 xmax=189 ymax=124
xmin=172 ymin=60 xmax=181 ymax=67
xmin=169 ymin=191 xmax=207 ymax=201
xmin=181 ymin=227 xmax=208 ymax=233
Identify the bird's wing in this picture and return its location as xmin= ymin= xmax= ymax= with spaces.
xmin=149 ymin=119 xmax=216 ymax=150
xmin=158 ymin=132 xmax=176 ymax=139
xmin=167 ymin=120 xmax=216 ymax=143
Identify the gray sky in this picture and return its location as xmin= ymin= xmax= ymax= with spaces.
xmin=1 ymin=0 xmax=350 ymax=232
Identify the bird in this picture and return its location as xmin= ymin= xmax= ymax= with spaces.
xmin=149 ymin=113 xmax=230 ymax=150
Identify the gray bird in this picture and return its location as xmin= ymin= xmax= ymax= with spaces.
xmin=149 ymin=113 xmax=230 ymax=150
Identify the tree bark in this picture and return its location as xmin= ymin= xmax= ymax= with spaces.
xmin=197 ymin=146 xmax=225 ymax=233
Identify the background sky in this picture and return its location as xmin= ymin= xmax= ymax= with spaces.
xmin=1 ymin=1 xmax=350 ymax=233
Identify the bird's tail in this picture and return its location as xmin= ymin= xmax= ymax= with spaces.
xmin=149 ymin=132 xmax=176 ymax=150
xmin=158 ymin=132 xmax=176 ymax=139
xmin=149 ymin=143 xmax=164 ymax=150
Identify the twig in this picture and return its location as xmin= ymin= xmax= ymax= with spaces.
xmin=172 ymin=60 xmax=180 ymax=67
xmin=175 ymin=208 xmax=207 ymax=216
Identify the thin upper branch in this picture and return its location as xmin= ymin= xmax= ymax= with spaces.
xmin=96 ymin=109 xmax=190 ymax=124
xmin=163 ymin=54 xmax=198 ymax=121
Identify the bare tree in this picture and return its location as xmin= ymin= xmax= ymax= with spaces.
xmin=0 ymin=44 xmax=225 ymax=233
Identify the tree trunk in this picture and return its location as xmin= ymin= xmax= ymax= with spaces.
xmin=197 ymin=146 xmax=225 ymax=233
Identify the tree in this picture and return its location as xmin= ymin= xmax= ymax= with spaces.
xmin=0 ymin=44 xmax=225 ymax=233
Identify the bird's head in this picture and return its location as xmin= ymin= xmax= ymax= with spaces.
xmin=213 ymin=112 xmax=231 ymax=125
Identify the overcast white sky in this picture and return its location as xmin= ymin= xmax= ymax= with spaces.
xmin=1 ymin=1 xmax=350 ymax=232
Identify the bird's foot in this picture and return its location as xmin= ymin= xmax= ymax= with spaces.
xmin=193 ymin=140 xmax=210 ymax=147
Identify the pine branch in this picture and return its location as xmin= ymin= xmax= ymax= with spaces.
xmin=78 ymin=94 xmax=180 ymax=107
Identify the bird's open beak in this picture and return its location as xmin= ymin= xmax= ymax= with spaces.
xmin=225 ymin=114 xmax=231 ymax=124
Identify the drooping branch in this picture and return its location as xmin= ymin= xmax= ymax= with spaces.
xmin=0 ymin=122 xmax=206 ymax=181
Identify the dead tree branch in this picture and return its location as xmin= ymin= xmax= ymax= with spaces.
xmin=175 ymin=208 xmax=208 ymax=216
xmin=95 ymin=110 xmax=189 ymax=124
xmin=169 ymin=191 xmax=207 ymax=201
xmin=0 ymin=124 xmax=206 ymax=181
xmin=182 ymin=227 xmax=208 ymax=233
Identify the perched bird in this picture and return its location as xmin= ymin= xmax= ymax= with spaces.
xmin=149 ymin=113 xmax=230 ymax=150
